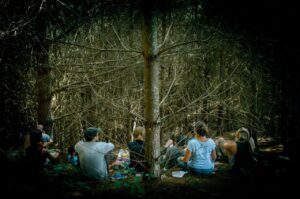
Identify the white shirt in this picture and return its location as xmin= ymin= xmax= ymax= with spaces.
xmin=75 ymin=141 xmax=114 ymax=180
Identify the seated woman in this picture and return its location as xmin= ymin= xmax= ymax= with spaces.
xmin=128 ymin=126 xmax=148 ymax=173
xmin=26 ymin=128 xmax=60 ymax=173
xmin=178 ymin=120 xmax=217 ymax=175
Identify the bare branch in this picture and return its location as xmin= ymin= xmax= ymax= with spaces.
xmin=46 ymin=38 xmax=142 ymax=54
xmin=51 ymin=66 xmax=128 ymax=95
xmin=158 ymin=37 xmax=211 ymax=56
xmin=161 ymin=63 xmax=241 ymax=120
xmin=157 ymin=22 xmax=173 ymax=50
xmin=160 ymin=66 xmax=177 ymax=106
xmin=111 ymin=24 xmax=129 ymax=50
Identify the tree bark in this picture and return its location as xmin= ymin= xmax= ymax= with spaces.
xmin=142 ymin=7 xmax=161 ymax=178
xmin=37 ymin=44 xmax=53 ymax=135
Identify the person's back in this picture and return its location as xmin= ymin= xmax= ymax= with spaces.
xmin=232 ymin=127 xmax=256 ymax=171
xmin=128 ymin=126 xmax=147 ymax=173
xmin=188 ymin=138 xmax=216 ymax=170
xmin=75 ymin=127 xmax=114 ymax=180
xmin=179 ymin=120 xmax=217 ymax=175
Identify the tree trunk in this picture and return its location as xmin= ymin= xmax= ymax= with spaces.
xmin=217 ymin=47 xmax=225 ymax=135
xmin=142 ymin=7 xmax=161 ymax=178
xmin=37 ymin=44 xmax=53 ymax=135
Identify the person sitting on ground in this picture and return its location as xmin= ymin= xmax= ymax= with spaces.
xmin=161 ymin=133 xmax=185 ymax=171
xmin=215 ymin=137 xmax=237 ymax=166
xmin=75 ymin=127 xmax=114 ymax=180
xmin=178 ymin=120 xmax=217 ymax=175
xmin=215 ymin=127 xmax=256 ymax=171
xmin=128 ymin=126 xmax=148 ymax=173
xmin=37 ymin=124 xmax=54 ymax=148
xmin=233 ymin=127 xmax=256 ymax=171
xmin=26 ymin=128 xmax=60 ymax=173
xmin=67 ymin=145 xmax=79 ymax=166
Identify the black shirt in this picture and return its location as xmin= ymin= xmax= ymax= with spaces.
xmin=128 ymin=140 xmax=147 ymax=172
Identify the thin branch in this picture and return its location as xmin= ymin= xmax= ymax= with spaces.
xmin=56 ymin=0 xmax=80 ymax=17
xmin=157 ymin=37 xmax=211 ymax=56
xmin=51 ymin=66 xmax=128 ymax=95
xmin=160 ymin=66 xmax=177 ymax=106
xmin=46 ymin=38 xmax=142 ymax=54
xmin=161 ymin=63 xmax=241 ymax=120
xmin=111 ymin=24 xmax=129 ymax=50
xmin=157 ymin=22 xmax=173 ymax=50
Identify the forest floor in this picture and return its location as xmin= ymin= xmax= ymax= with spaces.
xmin=1 ymin=135 xmax=298 ymax=198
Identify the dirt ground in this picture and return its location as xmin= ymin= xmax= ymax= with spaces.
xmin=1 ymin=136 xmax=298 ymax=198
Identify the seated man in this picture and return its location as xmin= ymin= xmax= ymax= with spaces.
xmin=75 ymin=127 xmax=114 ymax=180
xmin=161 ymin=133 xmax=185 ymax=170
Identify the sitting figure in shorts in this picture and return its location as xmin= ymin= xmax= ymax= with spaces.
xmin=215 ymin=127 xmax=256 ymax=171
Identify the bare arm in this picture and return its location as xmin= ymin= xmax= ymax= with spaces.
xmin=211 ymin=149 xmax=217 ymax=161
xmin=43 ymin=149 xmax=60 ymax=161
xmin=43 ymin=138 xmax=54 ymax=148
xmin=181 ymin=148 xmax=192 ymax=162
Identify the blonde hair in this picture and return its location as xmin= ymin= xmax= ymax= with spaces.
xmin=133 ymin=126 xmax=144 ymax=139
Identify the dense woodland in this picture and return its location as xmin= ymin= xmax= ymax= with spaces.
xmin=1 ymin=0 xmax=300 ymax=197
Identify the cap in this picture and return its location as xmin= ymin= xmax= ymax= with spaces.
xmin=84 ymin=127 xmax=102 ymax=138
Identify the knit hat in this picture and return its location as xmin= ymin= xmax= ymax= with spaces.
xmin=84 ymin=127 xmax=102 ymax=138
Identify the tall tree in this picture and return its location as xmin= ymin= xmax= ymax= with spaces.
xmin=142 ymin=2 xmax=161 ymax=177
xmin=35 ymin=2 xmax=54 ymax=135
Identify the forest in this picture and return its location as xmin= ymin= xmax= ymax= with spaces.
xmin=1 ymin=0 xmax=300 ymax=198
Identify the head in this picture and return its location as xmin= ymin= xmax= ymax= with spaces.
xmin=30 ymin=128 xmax=43 ymax=145
xmin=84 ymin=127 xmax=102 ymax=142
xmin=214 ymin=137 xmax=225 ymax=147
xmin=194 ymin=120 xmax=208 ymax=137
xmin=235 ymin=127 xmax=250 ymax=142
xmin=173 ymin=134 xmax=186 ymax=147
xmin=36 ymin=124 xmax=45 ymax=134
xmin=185 ymin=125 xmax=194 ymax=138
xmin=133 ymin=126 xmax=144 ymax=140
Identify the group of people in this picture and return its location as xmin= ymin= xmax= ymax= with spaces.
xmin=160 ymin=121 xmax=216 ymax=175
xmin=160 ymin=121 xmax=257 ymax=175
xmin=24 ymin=120 xmax=256 ymax=180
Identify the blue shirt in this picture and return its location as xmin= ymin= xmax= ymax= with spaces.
xmin=41 ymin=133 xmax=50 ymax=143
xmin=187 ymin=138 xmax=216 ymax=170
